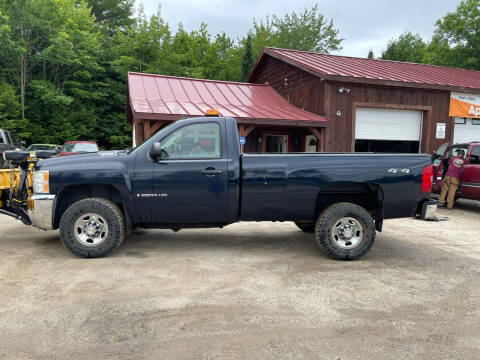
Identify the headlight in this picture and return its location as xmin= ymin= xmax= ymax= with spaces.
xmin=33 ymin=170 xmax=50 ymax=194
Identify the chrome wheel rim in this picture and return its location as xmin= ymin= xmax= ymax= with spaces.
xmin=74 ymin=213 xmax=109 ymax=247
xmin=331 ymin=217 xmax=363 ymax=249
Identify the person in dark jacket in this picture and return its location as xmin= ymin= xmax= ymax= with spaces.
xmin=438 ymin=149 xmax=465 ymax=209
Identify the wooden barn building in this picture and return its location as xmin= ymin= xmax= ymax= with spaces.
xmin=128 ymin=47 xmax=480 ymax=154
xmin=248 ymin=47 xmax=480 ymax=154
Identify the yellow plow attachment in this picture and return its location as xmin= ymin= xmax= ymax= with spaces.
xmin=0 ymin=168 xmax=33 ymax=211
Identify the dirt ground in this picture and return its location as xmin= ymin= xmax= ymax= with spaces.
xmin=0 ymin=199 xmax=480 ymax=360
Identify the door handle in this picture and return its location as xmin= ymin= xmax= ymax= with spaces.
xmin=201 ymin=167 xmax=223 ymax=177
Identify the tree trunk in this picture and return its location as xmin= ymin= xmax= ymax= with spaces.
xmin=20 ymin=25 xmax=25 ymax=121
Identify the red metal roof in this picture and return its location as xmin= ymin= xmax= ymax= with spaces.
xmin=249 ymin=47 xmax=480 ymax=92
xmin=128 ymin=72 xmax=328 ymax=126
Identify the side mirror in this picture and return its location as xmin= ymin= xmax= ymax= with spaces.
xmin=150 ymin=142 xmax=163 ymax=161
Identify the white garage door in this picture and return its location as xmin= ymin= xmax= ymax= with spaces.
xmin=454 ymin=118 xmax=480 ymax=143
xmin=355 ymin=108 xmax=423 ymax=141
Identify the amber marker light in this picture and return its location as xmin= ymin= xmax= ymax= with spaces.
xmin=205 ymin=109 xmax=220 ymax=116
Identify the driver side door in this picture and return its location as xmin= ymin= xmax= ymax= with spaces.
xmin=151 ymin=121 xmax=229 ymax=223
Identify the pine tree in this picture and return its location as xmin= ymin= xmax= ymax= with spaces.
xmin=241 ymin=34 xmax=254 ymax=81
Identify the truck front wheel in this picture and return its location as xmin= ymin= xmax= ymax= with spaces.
xmin=59 ymin=198 xmax=126 ymax=258
xmin=315 ymin=202 xmax=375 ymax=260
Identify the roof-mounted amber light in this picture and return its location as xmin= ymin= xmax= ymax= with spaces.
xmin=205 ymin=109 xmax=219 ymax=117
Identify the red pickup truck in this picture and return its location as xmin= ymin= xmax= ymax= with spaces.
xmin=432 ymin=142 xmax=480 ymax=201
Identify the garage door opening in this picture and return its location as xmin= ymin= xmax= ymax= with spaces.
xmin=355 ymin=140 xmax=419 ymax=153
xmin=355 ymin=108 xmax=423 ymax=153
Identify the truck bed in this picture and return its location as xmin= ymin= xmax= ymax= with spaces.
xmin=240 ymin=153 xmax=431 ymax=221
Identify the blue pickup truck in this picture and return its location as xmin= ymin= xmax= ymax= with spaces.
xmin=1 ymin=116 xmax=435 ymax=260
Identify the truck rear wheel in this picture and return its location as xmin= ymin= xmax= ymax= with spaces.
xmin=315 ymin=202 xmax=375 ymax=260
xmin=294 ymin=222 xmax=315 ymax=233
xmin=59 ymin=198 xmax=126 ymax=258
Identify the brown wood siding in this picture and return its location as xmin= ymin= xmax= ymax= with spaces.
xmin=250 ymin=57 xmax=325 ymax=118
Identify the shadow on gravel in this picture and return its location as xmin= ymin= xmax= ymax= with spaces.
xmin=453 ymin=198 xmax=480 ymax=212
xmin=431 ymin=193 xmax=480 ymax=213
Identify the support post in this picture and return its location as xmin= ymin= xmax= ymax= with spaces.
xmin=238 ymin=124 xmax=245 ymax=153
xmin=134 ymin=120 xmax=143 ymax=147
xmin=143 ymin=119 xmax=151 ymax=140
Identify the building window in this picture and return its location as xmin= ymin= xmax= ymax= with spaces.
xmin=472 ymin=119 xmax=480 ymax=125
xmin=454 ymin=117 xmax=466 ymax=124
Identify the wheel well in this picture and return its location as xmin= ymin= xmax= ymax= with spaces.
xmin=53 ymin=184 xmax=124 ymax=229
xmin=315 ymin=182 xmax=384 ymax=228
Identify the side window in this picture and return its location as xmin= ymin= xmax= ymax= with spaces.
xmin=160 ymin=123 xmax=221 ymax=159
xmin=469 ymin=146 xmax=480 ymax=165
xmin=445 ymin=145 xmax=467 ymax=159
xmin=0 ymin=132 xmax=4 ymax=144
xmin=432 ymin=143 xmax=448 ymax=166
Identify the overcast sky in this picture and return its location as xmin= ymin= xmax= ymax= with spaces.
xmin=137 ymin=0 xmax=459 ymax=58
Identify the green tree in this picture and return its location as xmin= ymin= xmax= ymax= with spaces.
xmin=381 ymin=32 xmax=426 ymax=63
xmin=367 ymin=49 xmax=374 ymax=59
xmin=87 ymin=0 xmax=135 ymax=35
xmin=424 ymin=0 xmax=480 ymax=70
xmin=0 ymin=81 xmax=28 ymax=137
xmin=271 ymin=5 xmax=343 ymax=53
xmin=241 ymin=34 xmax=254 ymax=81
xmin=246 ymin=5 xmax=343 ymax=64
xmin=0 ymin=0 xmax=103 ymax=143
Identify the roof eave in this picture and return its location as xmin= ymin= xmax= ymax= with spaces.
xmin=322 ymin=74 xmax=480 ymax=94
xmin=247 ymin=47 xmax=270 ymax=82
xmin=131 ymin=111 xmax=328 ymax=127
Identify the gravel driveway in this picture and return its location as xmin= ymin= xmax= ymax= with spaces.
xmin=0 ymin=199 xmax=479 ymax=359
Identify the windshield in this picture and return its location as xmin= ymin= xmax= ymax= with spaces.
xmin=62 ymin=143 xmax=99 ymax=153
xmin=5 ymin=130 xmax=15 ymax=145
xmin=128 ymin=121 xmax=176 ymax=154
xmin=27 ymin=144 xmax=56 ymax=151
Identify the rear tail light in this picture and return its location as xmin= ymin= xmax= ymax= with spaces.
xmin=421 ymin=165 xmax=433 ymax=193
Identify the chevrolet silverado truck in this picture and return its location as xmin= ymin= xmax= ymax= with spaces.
xmin=0 ymin=116 xmax=435 ymax=260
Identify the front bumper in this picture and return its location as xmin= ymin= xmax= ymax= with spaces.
xmin=28 ymin=194 xmax=55 ymax=230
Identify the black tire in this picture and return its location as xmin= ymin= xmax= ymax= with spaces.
xmin=59 ymin=198 xmax=126 ymax=258
xmin=315 ymin=202 xmax=375 ymax=260
xmin=294 ymin=222 xmax=315 ymax=233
